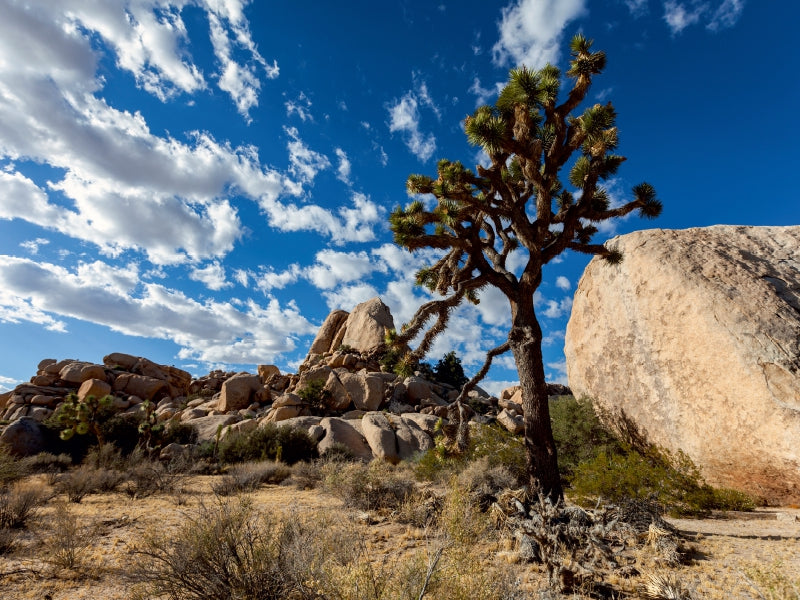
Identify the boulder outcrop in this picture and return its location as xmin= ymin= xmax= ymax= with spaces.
xmin=340 ymin=297 xmax=395 ymax=354
xmin=565 ymin=226 xmax=800 ymax=504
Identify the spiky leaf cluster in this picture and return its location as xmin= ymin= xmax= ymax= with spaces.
xmin=56 ymin=393 xmax=114 ymax=445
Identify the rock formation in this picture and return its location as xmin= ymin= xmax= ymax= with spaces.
xmin=0 ymin=297 xmax=576 ymax=463
xmin=565 ymin=226 xmax=800 ymax=504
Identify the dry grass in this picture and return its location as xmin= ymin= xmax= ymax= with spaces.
xmin=0 ymin=468 xmax=796 ymax=600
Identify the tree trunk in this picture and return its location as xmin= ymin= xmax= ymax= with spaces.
xmin=509 ymin=309 xmax=563 ymax=504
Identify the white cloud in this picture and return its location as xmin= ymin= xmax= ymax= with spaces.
xmin=555 ymin=276 xmax=571 ymax=291
xmin=492 ymin=0 xmax=588 ymax=69
xmin=233 ymin=268 xmax=251 ymax=287
xmin=624 ymin=0 xmax=650 ymax=17
xmin=0 ymin=255 xmax=316 ymax=366
xmin=322 ymin=283 xmax=380 ymax=312
xmin=0 ymin=2 xmax=380 ymax=263
xmin=19 ymin=238 xmax=50 ymax=254
xmin=707 ymin=0 xmax=745 ymax=31
xmin=255 ymin=264 xmax=302 ymax=293
xmin=481 ymin=379 xmax=519 ymax=398
xmin=545 ymin=359 xmax=568 ymax=385
xmin=285 ymin=92 xmax=313 ymax=122
xmin=663 ymin=1 xmax=707 ymax=34
xmin=469 ymin=77 xmax=503 ymax=107
xmin=190 ymin=261 xmax=232 ymax=291
xmin=542 ymin=296 xmax=573 ymax=319
xmin=334 ymin=148 xmax=352 ymax=185
xmin=285 ymin=126 xmax=331 ymax=184
xmin=0 ymin=374 xmax=19 ymax=393
xmin=387 ymin=79 xmax=438 ymax=162
xmin=206 ymin=5 xmax=273 ymax=122
xmin=663 ymin=0 xmax=745 ymax=34
xmin=304 ymin=250 xmax=379 ymax=290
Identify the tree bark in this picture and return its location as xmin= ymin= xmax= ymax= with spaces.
xmin=509 ymin=307 xmax=563 ymax=503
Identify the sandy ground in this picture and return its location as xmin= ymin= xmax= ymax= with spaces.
xmin=2 ymin=475 xmax=799 ymax=600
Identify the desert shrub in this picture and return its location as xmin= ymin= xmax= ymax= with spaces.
xmin=212 ymin=461 xmax=291 ymax=496
xmin=100 ymin=412 xmax=144 ymax=455
xmin=323 ymin=460 xmax=415 ymax=511
xmin=0 ymin=481 xmax=49 ymax=528
xmin=55 ymin=465 xmax=123 ymax=502
xmin=468 ymin=423 xmax=527 ymax=485
xmin=122 ymin=461 xmax=173 ymax=499
xmin=439 ymin=477 xmax=494 ymax=547
xmin=130 ymin=499 xmax=313 ymax=600
xmin=549 ymin=395 xmax=624 ymax=480
xmin=218 ymin=423 xmax=317 ymax=465
xmin=84 ymin=443 xmax=126 ymax=470
xmin=42 ymin=501 xmax=98 ymax=572
xmin=296 ymin=379 xmax=332 ymax=413
xmin=21 ymin=451 xmax=73 ymax=475
xmin=570 ymin=446 xmax=757 ymax=515
xmin=159 ymin=421 xmax=198 ymax=447
xmin=455 ymin=457 xmax=517 ymax=511
xmin=318 ymin=441 xmax=355 ymax=462
xmin=0 ymin=526 xmax=16 ymax=555
xmin=0 ymin=445 xmax=28 ymax=485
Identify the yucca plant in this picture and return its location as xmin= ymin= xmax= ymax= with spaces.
xmin=388 ymin=34 xmax=661 ymax=502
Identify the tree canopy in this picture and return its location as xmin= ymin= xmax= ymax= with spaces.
xmin=388 ymin=34 xmax=661 ymax=502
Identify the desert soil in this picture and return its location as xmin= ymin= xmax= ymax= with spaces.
xmin=2 ymin=474 xmax=799 ymax=600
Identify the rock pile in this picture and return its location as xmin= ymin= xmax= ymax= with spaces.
xmin=1 ymin=297 xmax=561 ymax=462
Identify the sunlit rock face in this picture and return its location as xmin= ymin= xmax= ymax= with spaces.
xmin=565 ymin=226 xmax=800 ymax=505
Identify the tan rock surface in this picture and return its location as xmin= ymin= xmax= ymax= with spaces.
xmin=340 ymin=297 xmax=394 ymax=353
xmin=308 ymin=309 xmax=349 ymax=355
xmin=565 ymin=226 xmax=800 ymax=504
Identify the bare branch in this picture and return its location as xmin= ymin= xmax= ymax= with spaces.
xmin=456 ymin=341 xmax=512 ymax=403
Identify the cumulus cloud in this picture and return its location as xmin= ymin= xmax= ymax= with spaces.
xmin=555 ymin=276 xmax=571 ymax=291
xmin=19 ymin=238 xmax=50 ymax=254
xmin=190 ymin=261 xmax=232 ymax=291
xmin=492 ymin=0 xmax=588 ymax=69
xmin=0 ymin=374 xmax=19 ymax=393
xmin=257 ymin=192 xmax=384 ymax=246
xmin=542 ymin=296 xmax=573 ymax=319
xmin=304 ymin=250 xmax=379 ymax=290
xmin=0 ymin=256 xmax=316 ymax=365
xmin=387 ymin=76 xmax=439 ymax=162
xmin=0 ymin=1 xmax=380 ymax=268
xmin=285 ymin=126 xmax=331 ymax=184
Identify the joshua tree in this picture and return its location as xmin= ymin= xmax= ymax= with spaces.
xmin=389 ymin=35 xmax=661 ymax=502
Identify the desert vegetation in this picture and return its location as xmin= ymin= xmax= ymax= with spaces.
xmin=1 ymin=393 xmax=796 ymax=600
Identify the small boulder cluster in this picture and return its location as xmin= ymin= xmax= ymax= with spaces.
xmin=0 ymin=297 xmax=569 ymax=462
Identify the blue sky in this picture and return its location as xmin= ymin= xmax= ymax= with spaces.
xmin=0 ymin=0 xmax=797 ymax=396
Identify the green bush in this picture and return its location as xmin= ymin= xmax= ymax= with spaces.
xmin=434 ymin=351 xmax=468 ymax=388
xmin=549 ymin=396 xmax=624 ymax=481
xmin=296 ymin=379 xmax=331 ymax=412
xmin=569 ymin=445 xmax=757 ymax=516
xmin=217 ymin=423 xmax=317 ymax=465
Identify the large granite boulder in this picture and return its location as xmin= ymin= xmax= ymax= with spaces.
xmin=217 ymin=373 xmax=263 ymax=412
xmin=0 ymin=417 xmax=45 ymax=456
xmin=340 ymin=297 xmax=395 ymax=354
xmin=307 ymin=310 xmax=349 ymax=356
xmin=565 ymin=226 xmax=800 ymax=504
